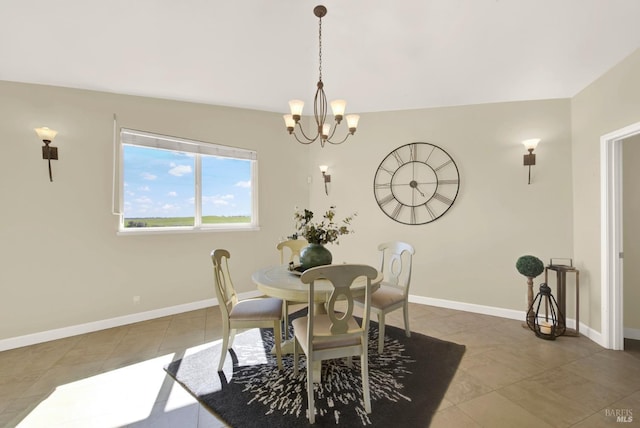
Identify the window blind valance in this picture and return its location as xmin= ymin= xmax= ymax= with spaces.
xmin=120 ymin=128 xmax=257 ymax=160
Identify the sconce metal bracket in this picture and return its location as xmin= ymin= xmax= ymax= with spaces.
xmin=42 ymin=145 xmax=58 ymax=160
xmin=322 ymin=173 xmax=331 ymax=195
xmin=523 ymin=153 xmax=536 ymax=166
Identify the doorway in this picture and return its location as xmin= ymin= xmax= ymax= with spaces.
xmin=601 ymin=121 xmax=640 ymax=350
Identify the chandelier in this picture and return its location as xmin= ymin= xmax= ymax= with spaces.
xmin=283 ymin=5 xmax=359 ymax=147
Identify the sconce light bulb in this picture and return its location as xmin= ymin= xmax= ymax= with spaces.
xmin=35 ymin=127 xmax=58 ymax=142
xmin=522 ymin=138 xmax=541 ymax=151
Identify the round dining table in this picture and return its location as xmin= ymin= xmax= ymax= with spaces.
xmin=252 ymin=264 xmax=382 ymax=307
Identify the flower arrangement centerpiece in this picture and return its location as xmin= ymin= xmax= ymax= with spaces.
xmin=294 ymin=206 xmax=356 ymax=245
xmin=293 ymin=206 xmax=356 ymax=269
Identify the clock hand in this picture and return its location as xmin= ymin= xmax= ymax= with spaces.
xmin=409 ymin=180 xmax=426 ymax=197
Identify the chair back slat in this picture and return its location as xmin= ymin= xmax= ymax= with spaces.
xmin=378 ymin=241 xmax=415 ymax=295
xmin=211 ymin=249 xmax=238 ymax=316
xmin=301 ymin=264 xmax=378 ymax=339
xmin=326 ymin=286 xmax=355 ymax=335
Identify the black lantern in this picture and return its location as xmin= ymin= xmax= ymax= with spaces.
xmin=527 ymin=283 xmax=566 ymax=340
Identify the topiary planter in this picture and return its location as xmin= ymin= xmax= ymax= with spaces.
xmin=516 ymin=255 xmax=545 ymax=325
xmin=516 ymin=255 xmax=544 ymax=278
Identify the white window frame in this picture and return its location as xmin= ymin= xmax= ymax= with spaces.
xmin=114 ymin=128 xmax=259 ymax=234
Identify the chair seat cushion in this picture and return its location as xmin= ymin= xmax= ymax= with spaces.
xmin=355 ymin=284 xmax=404 ymax=310
xmin=292 ymin=315 xmax=362 ymax=351
xmin=229 ymin=297 xmax=283 ymax=321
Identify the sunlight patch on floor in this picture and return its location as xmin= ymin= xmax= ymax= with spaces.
xmin=12 ymin=333 xmax=268 ymax=427
xmin=16 ymin=354 xmax=176 ymax=427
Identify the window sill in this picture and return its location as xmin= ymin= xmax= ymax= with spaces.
xmin=117 ymin=224 xmax=260 ymax=236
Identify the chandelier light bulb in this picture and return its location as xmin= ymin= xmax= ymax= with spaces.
xmin=322 ymin=123 xmax=331 ymax=138
xmin=330 ymin=99 xmax=346 ymax=119
xmin=346 ymin=114 xmax=360 ymax=132
xmin=289 ymin=100 xmax=304 ymax=119
xmin=283 ymin=114 xmax=296 ymax=133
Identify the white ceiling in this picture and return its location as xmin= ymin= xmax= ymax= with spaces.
xmin=2 ymin=0 xmax=640 ymax=114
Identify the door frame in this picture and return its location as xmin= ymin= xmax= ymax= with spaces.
xmin=601 ymin=121 xmax=640 ymax=350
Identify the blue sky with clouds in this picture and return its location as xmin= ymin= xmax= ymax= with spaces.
xmin=123 ymin=145 xmax=252 ymax=219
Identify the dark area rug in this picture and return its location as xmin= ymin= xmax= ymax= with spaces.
xmin=164 ymin=310 xmax=465 ymax=427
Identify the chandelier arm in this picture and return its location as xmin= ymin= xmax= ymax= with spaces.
xmin=326 ymin=121 xmax=339 ymax=140
xmin=326 ymin=132 xmax=352 ymax=145
xmin=291 ymin=131 xmax=318 ymax=145
xmin=295 ymin=122 xmax=320 ymax=143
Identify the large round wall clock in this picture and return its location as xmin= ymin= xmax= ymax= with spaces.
xmin=373 ymin=142 xmax=460 ymax=225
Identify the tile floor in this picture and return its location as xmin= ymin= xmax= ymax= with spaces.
xmin=0 ymin=303 xmax=639 ymax=427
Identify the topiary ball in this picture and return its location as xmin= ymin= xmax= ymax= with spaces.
xmin=516 ymin=255 xmax=544 ymax=278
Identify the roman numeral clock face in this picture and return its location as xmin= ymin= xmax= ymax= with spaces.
xmin=374 ymin=142 xmax=460 ymax=225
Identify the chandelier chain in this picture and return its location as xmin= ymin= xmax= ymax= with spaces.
xmin=318 ymin=15 xmax=323 ymax=82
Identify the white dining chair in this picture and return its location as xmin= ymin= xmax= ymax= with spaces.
xmin=276 ymin=238 xmax=307 ymax=339
xmin=211 ymin=249 xmax=283 ymax=371
xmin=354 ymin=241 xmax=415 ymax=353
xmin=277 ymin=238 xmax=308 ymax=265
xmin=292 ymin=263 xmax=378 ymax=424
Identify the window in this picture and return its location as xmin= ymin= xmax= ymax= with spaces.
xmin=115 ymin=129 xmax=258 ymax=232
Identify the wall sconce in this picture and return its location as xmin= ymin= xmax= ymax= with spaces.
xmin=522 ymin=138 xmax=540 ymax=185
xmin=35 ymin=127 xmax=59 ymax=182
xmin=319 ymin=165 xmax=331 ymax=195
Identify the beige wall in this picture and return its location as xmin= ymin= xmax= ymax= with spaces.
xmin=10 ymin=45 xmax=640 ymax=344
xmin=623 ymin=134 xmax=640 ymax=332
xmin=0 ymin=45 xmax=629 ymax=345
xmin=308 ymin=100 xmax=573 ymax=312
xmin=0 ymin=81 xmax=310 ymax=341
xmin=571 ymin=48 xmax=640 ymax=334
xmin=0 ymin=80 xmax=576 ymax=345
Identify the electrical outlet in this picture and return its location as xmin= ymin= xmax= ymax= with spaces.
xmin=133 ymin=295 xmax=141 ymax=304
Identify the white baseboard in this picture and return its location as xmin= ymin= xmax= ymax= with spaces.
xmin=410 ymin=295 xmax=604 ymax=348
xmin=624 ymin=327 xmax=640 ymax=340
xmin=0 ymin=291 xmax=608 ymax=352
xmin=0 ymin=290 xmax=263 ymax=352
xmin=410 ymin=295 xmax=525 ymax=321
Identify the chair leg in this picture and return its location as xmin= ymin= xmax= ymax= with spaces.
xmin=218 ymin=323 xmax=230 ymax=371
xmin=283 ymin=301 xmax=289 ymax=341
xmin=293 ymin=338 xmax=298 ymax=376
xmin=403 ymin=303 xmax=411 ymax=338
xmin=377 ymin=313 xmax=386 ymax=354
xmin=361 ymin=350 xmax=372 ymax=414
xmin=307 ymin=354 xmax=315 ymax=424
xmin=273 ymin=321 xmax=283 ymax=370
xmin=229 ymin=328 xmax=237 ymax=348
